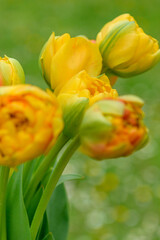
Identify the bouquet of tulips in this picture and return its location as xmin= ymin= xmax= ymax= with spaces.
xmin=0 ymin=14 xmax=159 ymax=240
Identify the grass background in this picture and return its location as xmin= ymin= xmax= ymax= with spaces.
xmin=1 ymin=0 xmax=160 ymax=239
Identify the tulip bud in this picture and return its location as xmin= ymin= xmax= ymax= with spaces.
xmin=0 ymin=56 xmax=25 ymax=86
xmin=96 ymin=14 xmax=160 ymax=77
xmin=56 ymin=70 xmax=118 ymax=138
xmin=79 ymin=95 xmax=148 ymax=160
xmin=39 ymin=32 xmax=102 ymax=91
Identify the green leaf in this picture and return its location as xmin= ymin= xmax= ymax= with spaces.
xmin=42 ymin=232 xmax=55 ymax=240
xmin=42 ymin=171 xmax=83 ymax=189
xmin=57 ymin=174 xmax=84 ymax=186
xmin=23 ymin=155 xmax=44 ymax=191
xmin=27 ymin=186 xmax=43 ymax=224
xmin=47 ymin=183 xmax=69 ymax=240
xmin=36 ymin=212 xmax=50 ymax=240
xmin=6 ymin=165 xmax=32 ymax=240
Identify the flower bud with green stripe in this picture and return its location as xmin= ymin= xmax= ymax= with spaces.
xmin=96 ymin=14 xmax=160 ymax=78
xmin=0 ymin=56 xmax=25 ymax=86
xmin=79 ymin=95 xmax=148 ymax=160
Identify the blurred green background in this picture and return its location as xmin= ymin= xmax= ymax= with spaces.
xmin=1 ymin=0 xmax=160 ymax=239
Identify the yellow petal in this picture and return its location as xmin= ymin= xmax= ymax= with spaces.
xmin=50 ymin=36 xmax=102 ymax=90
xmin=40 ymin=32 xmax=55 ymax=83
xmin=57 ymin=70 xmax=118 ymax=105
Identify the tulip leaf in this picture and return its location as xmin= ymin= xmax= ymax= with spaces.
xmin=42 ymin=171 xmax=83 ymax=188
xmin=6 ymin=165 xmax=32 ymax=240
xmin=23 ymin=155 xmax=44 ymax=191
xmin=46 ymin=183 xmax=69 ymax=240
xmin=57 ymin=173 xmax=84 ymax=186
xmin=42 ymin=232 xmax=55 ymax=240
xmin=27 ymin=186 xmax=43 ymax=224
xmin=36 ymin=212 xmax=50 ymax=240
xmin=23 ymin=159 xmax=37 ymax=191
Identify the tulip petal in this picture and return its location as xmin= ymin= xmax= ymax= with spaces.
xmin=57 ymin=70 xmax=118 ymax=105
xmin=50 ymin=36 xmax=102 ymax=90
xmin=40 ymin=32 xmax=55 ymax=84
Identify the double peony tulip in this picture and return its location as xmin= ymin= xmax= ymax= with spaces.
xmin=80 ymin=95 xmax=148 ymax=159
xmin=0 ymin=85 xmax=63 ymax=167
xmin=56 ymin=70 xmax=118 ymax=138
xmin=57 ymin=70 xmax=118 ymax=106
xmin=40 ymin=33 xmax=102 ymax=92
xmin=96 ymin=13 xmax=160 ymax=77
xmin=0 ymin=13 xmax=154 ymax=166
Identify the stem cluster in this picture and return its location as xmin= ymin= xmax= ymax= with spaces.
xmin=0 ymin=134 xmax=80 ymax=240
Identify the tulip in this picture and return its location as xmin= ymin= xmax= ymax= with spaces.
xmin=0 ymin=56 xmax=25 ymax=86
xmin=79 ymin=95 xmax=148 ymax=160
xmin=0 ymin=85 xmax=63 ymax=167
xmin=56 ymin=70 xmax=118 ymax=138
xmin=96 ymin=13 xmax=160 ymax=77
xmin=57 ymin=70 xmax=118 ymax=106
xmin=40 ymin=33 xmax=102 ymax=91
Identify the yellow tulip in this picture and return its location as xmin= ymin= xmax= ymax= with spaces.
xmin=40 ymin=33 xmax=102 ymax=91
xmin=79 ymin=95 xmax=148 ymax=160
xmin=0 ymin=85 xmax=63 ymax=167
xmin=96 ymin=13 xmax=160 ymax=77
xmin=55 ymin=70 xmax=117 ymax=138
xmin=0 ymin=56 xmax=25 ymax=86
xmin=57 ymin=70 xmax=118 ymax=106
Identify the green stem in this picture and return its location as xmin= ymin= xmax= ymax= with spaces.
xmin=31 ymin=136 xmax=80 ymax=240
xmin=24 ymin=133 xmax=69 ymax=208
xmin=0 ymin=166 xmax=10 ymax=240
xmin=101 ymin=65 xmax=109 ymax=74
